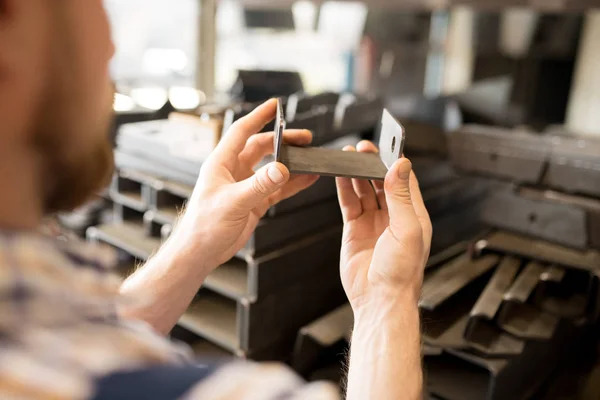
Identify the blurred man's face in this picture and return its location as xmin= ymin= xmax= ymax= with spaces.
xmin=32 ymin=1 xmax=116 ymax=213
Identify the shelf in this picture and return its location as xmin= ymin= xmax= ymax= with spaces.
xmin=87 ymin=222 xmax=160 ymax=260
xmin=204 ymin=259 xmax=249 ymax=300
xmin=179 ymin=291 xmax=239 ymax=352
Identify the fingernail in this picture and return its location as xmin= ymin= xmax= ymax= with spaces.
xmin=268 ymin=165 xmax=286 ymax=184
xmin=397 ymin=159 xmax=412 ymax=180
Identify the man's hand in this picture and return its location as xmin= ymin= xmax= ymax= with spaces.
xmin=337 ymin=141 xmax=431 ymax=312
xmin=168 ymin=99 xmax=319 ymax=271
xmin=338 ymin=141 xmax=432 ymax=400
xmin=120 ymin=99 xmax=318 ymax=334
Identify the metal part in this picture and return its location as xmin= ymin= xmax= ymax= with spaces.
xmin=110 ymin=173 xmax=147 ymax=212
xmin=421 ymin=254 xmax=499 ymax=349
xmin=292 ymin=304 xmax=353 ymax=375
xmin=143 ymin=210 xmax=164 ymax=239
xmin=450 ymin=125 xmax=550 ymax=184
xmin=428 ymin=198 xmax=487 ymax=257
xmin=482 ymin=187 xmax=588 ymax=250
xmin=245 ymin=226 xmax=343 ymax=301
xmin=240 ymin=199 xmax=342 ymax=257
xmin=286 ymin=92 xmax=340 ymax=121
xmin=267 ymin=176 xmax=337 ymax=217
xmin=412 ymin=158 xmax=457 ymax=190
xmin=421 ymin=254 xmax=500 ymax=311
xmin=179 ymin=291 xmax=239 ymax=351
xmin=470 ymin=257 xmax=521 ymax=320
xmin=173 ymin=241 xmax=345 ymax=354
xmin=476 ymin=231 xmax=600 ymax=273
xmin=273 ymin=99 xmax=286 ymax=159
xmin=426 ymin=320 xmax=580 ymax=400
xmin=497 ymin=262 xmax=560 ymax=340
xmin=115 ymin=150 xmax=199 ymax=186
xmin=87 ymin=221 xmax=160 ymax=261
xmin=286 ymin=107 xmax=337 ymax=146
xmin=116 ymin=119 xmax=212 ymax=176
xmin=423 ymin=177 xmax=490 ymax=218
xmin=275 ymin=100 xmax=405 ymax=180
xmin=335 ymin=95 xmax=384 ymax=134
xmin=402 ymin=120 xmax=448 ymax=156
xmin=451 ymin=125 xmax=600 ymax=197
xmin=240 ymin=260 xmax=346 ymax=352
xmin=519 ymin=187 xmax=600 ymax=251
xmin=533 ymin=266 xmax=592 ymax=319
xmin=544 ymin=135 xmax=600 ymax=198
xmin=464 ymin=257 xmax=525 ymax=357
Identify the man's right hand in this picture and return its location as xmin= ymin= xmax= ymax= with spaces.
xmin=336 ymin=141 xmax=432 ymax=315
xmin=337 ymin=141 xmax=432 ymax=400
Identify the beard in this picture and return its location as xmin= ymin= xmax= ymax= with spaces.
xmin=28 ymin=3 xmax=116 ymax=215
xmin=32 ymin=83 xmax=115 ymax=214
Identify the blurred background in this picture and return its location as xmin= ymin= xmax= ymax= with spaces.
xmin=70 ymin=1 xmax=600 ymax=399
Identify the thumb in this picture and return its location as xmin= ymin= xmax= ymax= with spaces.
xmin=384 ymin=158 xmax=421 ymax=236
xmin=233 ymin=162 xmax=290 ymax=210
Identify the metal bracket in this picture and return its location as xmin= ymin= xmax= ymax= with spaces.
xmin=274 ymin=98 xmax=405 ymax=180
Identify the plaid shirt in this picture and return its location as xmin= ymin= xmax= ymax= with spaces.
xmin=0 ymin=229 xmax=339 ymax=400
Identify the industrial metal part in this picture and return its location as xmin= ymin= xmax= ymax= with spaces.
xmin=240 ymin=261 xmax=346 ymax=352
xmin=267 ymin=176 xmax=337 ymax=217
xmin=420 ymin=254 xmax=499 ymax=349
xmin=497 ymin=262 xmax=559 ymax=340
xmin=482 ymin=187 xmax=588 ymax=249
xmin=465 ymin=257 xmax=525 ymax=357
xmin=428 ymin=199 xmax=487 ymax=257
xmin=519 ymin=187 xmax=600 ymax=250
xmin=411 ymin=158 xmax=457 ymax=190
xmin=117 ymin=119 xmax=213 ymax=176
xmin=275 ymin=100 xmax=405 ymax=180
xmin=423 ymin=177 xmax=490 ymax=218
xmin=533 ymin=266 xmax=592 ymax=319
xmin=451 ymin=125 xmax=600 ymax=197
xmin=450 ymin=125 xmax=550 ymax=184
xmin=426 ymin=321 xmax=579 ymax=400
xmin=87 ymin=221 xmax=160 ymax=261
xmin=544 ymin=135 xmax=600 ymax=198
xmin=241 ymin=199 xmax=342 ymax=257
xmin=286 ymin=92 xmax=340 ymax=121
xmin=287 ymin=106 xmax=338 ymax=146
xmin=334 ymin=95 xmax=384 ymax=134
xmin=292 ymin=304 xmax=353 ymax=375
xmin=115 ymin=150 xmax=199 ymax=186
xmin=110 ymin=173 xmax=147 ymax=212
xmin=475 ymin=231 xmax=600 ymax=272
xmin=421 ymin=254 xmax=500 ymax=311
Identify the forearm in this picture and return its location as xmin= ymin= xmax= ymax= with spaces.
xmin=346 ymin=294 xmax=423 ymax=400
xmin=119 ymin=238 xmax=212 ymax=335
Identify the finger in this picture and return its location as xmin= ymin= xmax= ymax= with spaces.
xmin=219 ymin=99 xmax=278 ymax=156
xmin=267 ymin=175 xmax=320 ymax=209
xmin=351 ymin=144 xmax=378 ymax=212
xmin=410 ymin=170 xmax=432 ymax=259
xmin=238 ymin=129 xmax=312 ymax=173
xmin=233 ymin=162 xmax=290 ymax=211
xmin=336 ymin=176 xmax=361 ymax=222
xmin=384 ymin=158 xmax=422 ymax=240
xmin=356 ymin=140 xmax=386 ymax=210
xmin=335 ymin=146 xmax=362 ymax=221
